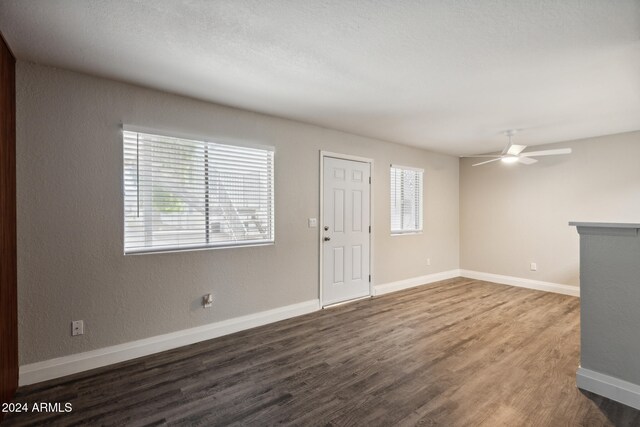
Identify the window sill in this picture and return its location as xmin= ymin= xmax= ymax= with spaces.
xmin=391 ymin=231 xmax=423 ymax=237
xmin=124 ymin=241 xmax=275 ymax=256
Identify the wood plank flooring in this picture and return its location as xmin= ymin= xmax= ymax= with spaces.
xmin=4 ymin=278 xmax=640 ymax=426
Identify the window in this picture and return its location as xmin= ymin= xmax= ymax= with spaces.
xmin=390 ymin=165 xmax=423 ymax=234
xmin=123 ymin=130 xmax=274 ymax=254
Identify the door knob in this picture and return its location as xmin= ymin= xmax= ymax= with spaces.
xmin=324 ymin=236 xmax=331 ymax=241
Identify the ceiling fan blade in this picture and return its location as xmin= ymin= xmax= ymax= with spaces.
xmin=517 ymin=156 xmax=538 ymax=165
xmin=472 ymin=158 xmax=502 ymax=167
xmin=460 ymin=154 xmax=502 ymax=158
xmin=507 ymin=144 xmax=527 ymax=155
xmin=521 ymin=148 xmax=572 ymax=157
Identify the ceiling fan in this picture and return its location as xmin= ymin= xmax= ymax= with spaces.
xmin=463 ymin=130 xmax=572 ymax=167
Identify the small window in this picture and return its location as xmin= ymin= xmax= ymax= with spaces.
xmin=123 ymin=130 xmax=274 ymax=254
xmin=390 ymin=165 xmax=423 ymax=234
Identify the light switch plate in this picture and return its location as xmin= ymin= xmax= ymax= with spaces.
xmin=308 ymin=218 xmax=317 ymax=228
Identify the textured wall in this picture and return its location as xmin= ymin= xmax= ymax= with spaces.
xmin=16 ymin=62 xmax=459 ymax=364
xmin=460 ymin=131 xmax=640 ymax=287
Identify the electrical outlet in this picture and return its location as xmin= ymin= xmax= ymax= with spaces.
xmin=203 ymin=293 xmax=214 ymax=308
xmin=71 ymin=320 xmax=84 ymax=336
xmin=427 ymin=258 xmax=431 ymax=266
xmin=530 ymin=262 xmax=537 ymax=271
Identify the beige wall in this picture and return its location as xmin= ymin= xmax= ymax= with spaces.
xmin=460 ymin=131 xmax=640 ymax=287
xmin=16 ymin=62 xmax=459 ymax=365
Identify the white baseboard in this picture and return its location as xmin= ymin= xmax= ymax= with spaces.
xmin=460 ymin=269 xmax=580 ymax=297
xmin=18 ymin=270 xmax=578 ymax=386
xmin=577 ymin=367 xmax=640 ymax=410
xmin=373 ymin=269 xmax=461 ymax=296
xmin=19 ymin=299 xmax=320 ymax=386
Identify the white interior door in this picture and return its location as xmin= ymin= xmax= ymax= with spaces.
xmin=322 ymin=156 xmax=371 ymax=306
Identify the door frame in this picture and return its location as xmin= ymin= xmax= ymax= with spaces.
xmin=0 ymin=31 xmax=17 ymax=415
xmin=319 ymin=151 xmax=374 ymax=307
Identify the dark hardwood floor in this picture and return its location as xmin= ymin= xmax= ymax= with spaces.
xmin=4 ymin=278 xmax=640 ymax=426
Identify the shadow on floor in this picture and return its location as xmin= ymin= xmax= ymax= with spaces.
xmin=579 ymin=389 xmax=640 ymax=427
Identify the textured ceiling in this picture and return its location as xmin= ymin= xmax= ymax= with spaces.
xmin=1 ymin=0 xmax=639 ymax=155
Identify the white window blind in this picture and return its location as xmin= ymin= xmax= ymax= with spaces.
xmin=390 ymin=165 xmax=423 ymax=234
xmin=123 ymin=130 xmax=274 ymax=254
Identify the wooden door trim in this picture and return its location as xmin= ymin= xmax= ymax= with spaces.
xmin=0 ymin=30 xmax=17 ymax=418
xmin=0 ymin=31 xmax=16 ymax=59
xmin=319 ymin=151 xmax=374 ymax=308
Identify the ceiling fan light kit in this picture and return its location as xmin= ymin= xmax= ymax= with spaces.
xmin=463 ymin=130 xmax=572 ymax=167
xmin=501 ymin=156 xmax=519 ymax=164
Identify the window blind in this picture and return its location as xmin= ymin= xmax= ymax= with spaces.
xmin=390 ymin=165 xmax=423 ymax=234
xmin=123 ymin=130 xmax=274 ymax=254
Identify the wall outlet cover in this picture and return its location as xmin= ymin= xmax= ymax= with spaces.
xmin=71 ymin=320 xmax=84 ymax=336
